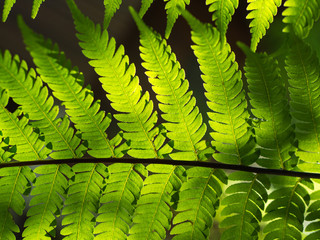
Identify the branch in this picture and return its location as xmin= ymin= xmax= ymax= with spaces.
xmin=1 ymin=158 xmax=320 ymax=179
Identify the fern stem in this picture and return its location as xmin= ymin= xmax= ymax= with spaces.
xmin=1 ymin=158 xmax=320 ymax=179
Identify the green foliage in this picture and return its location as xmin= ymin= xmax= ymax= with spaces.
xmin=1 ymin=0 xmax=320 ymax=239
xmin=2 ymin=0 xmax=45 ymax=21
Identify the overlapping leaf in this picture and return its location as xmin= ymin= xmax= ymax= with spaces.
xmin=262 ymin=178 xmax=313 ymax=239
xmin=18 ymin=17 xmax=123 ymax=159
xmin=286 ymin=38 xmax=320 ymax=172
xmin=240 ymin=43 xmax=296 ymax=169
xmin=283 ymin=0 xmax=320 ymax=39
xmin=128 ymin=164 xmax=185 ymax=239
xmin=247 ymin=0 xmax=282 ymax=51
xmin=66 ymin=0 xmax=171 ymax=158
xmin=171 ymin=167 xmax=227 ymax=239
xmin=305 ymin=190 xmax=320 ymax=240
xmin=94 ymin=163 xmax=147 ymax=239
xmin=181 ymin=10 xmax=257 ymax=165
xmin=206 ymin=0 xmax=238 ymax=40
xmin=220 ymin=172 xmax=270 ymax=240
xmin=61 ymin=163 xmax=108 ymax=240
xmin=131 ymin=8 xmax=208 ymax=161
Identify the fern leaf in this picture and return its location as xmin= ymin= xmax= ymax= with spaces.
xmin=205 ymin=0 xmax=238 ymax=39
xmin=18 ymin=17 xmax=123 ymax=158
xmin=31 ymin=0 xmax=45 ymax=19
xmin=164 ymin=0 xmax=190 ymax=39
xmin=181 ymin=10 xmax=257 ymax=165
xmin=131 ymin=8 xmax=208 ymax=161
xmin=104 ymin=0 xmax=122 ymax=29
xmin=246 ymin=0 xmax=282 ymax=51
xmin=67 ymin=0 xmax=171 ymax=158
xmin=2 ymin=0 xmax=16 ymax=22
xmin=171 ymin=167 xmax=227 ymax=239
xmin=61 ymin=163 xmax=108 ymax=239
xmin=0 ymin=88 xmax=50 ymax=161
xmin=262 ymin=178 xmax=313 ymax=239
xmin=0 ymin=166 xmax=35 ymax=240
xmin=305 ymin=190 xmax=320 ymax=239
xmin=0 ymin=131 xmax=15 ymax=163
xmin=0 ymin=49 xmax=85 ymax=159
xmin=285 ymin=38 xmax=320 ymax=171
xmin=94 ymin=163 xmax=147 ymax=239
xmin=139 ymin=0 xmax=154 ymax=17
xmin=220 ymin=172 xmax=270 ymax=240
xmin=283 ymin=0 xmax=320 ymax=39
xmin=240 ymin=43 xmax=296 ymax=169
xmin=128 ymin=164 xmax=185 ymax=239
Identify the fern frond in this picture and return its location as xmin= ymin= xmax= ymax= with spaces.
xmin=283 ymin=0 xmax=320 ymax=39
xmin=94 ymin=163 xmax=147 ymax=239
xmin=0 ymin=88 xmax=50 ymax=161
xmin=205 ymin=0 xmax=238 ymax=40
xmin=0 ymin=49 xmax=85 ymax=159
xmin=31 ymin=0 xmax=45 ymax=19
xmin=246 ymin=0 xmax=282 ymax=51
xmin=181 ymin=10 xmax=257 ymax=165
xmin=61 ymin=163 xmax=108 ymax=239
xmin=262 ymin=178 xmax=313 ymax=239
xmin=2 ymin=0 xmax=16 ymax=22
xmin=171 ymin=167 xmax=227 ymax=239
xmin=0 ymin=166 xmax=35 ymax=240
xmin=18 ymin=17 xmax=124 ymax=159
xmin=0 ymin=131 xmax=15 ymax=163
xmin=128 ymin=164 xmax=185 ymax=239
xmin=285 ymin=38 xmax=320 ymax=172
xmin=23 ymin=164 xmax=72 ymax=239
xmin=104 ymin=0 xmax=122 ymax=29
xmin=131 ymin=8 xmax=208 ymax=161
xmin=164 ymin=0 xmax=190 ymax=39
xmin=305 ymin=190 xmax=320 ymax=240
xmin=220 ymin=172 xmax=270 ymax=240
xmin=139 ymin=0 xmax=154 ymax=17
xmin=240 ymin=43 xmax=296 ymax=169
xmin=67 ymin=0 xmax=171 ymax=158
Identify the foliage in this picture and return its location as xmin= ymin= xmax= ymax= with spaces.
xmin=0 ymin=0 xmax=320 ymax=239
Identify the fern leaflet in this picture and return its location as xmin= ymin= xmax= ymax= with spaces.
xmin=61 ymin=163 xmax=108 ymax=239
xmin=131 ymin=8 xmax=208 ymax=161
xmin=282 ymin=0 xmax=320 ymax=39
xmin=2 ymin=0 xmax=15 ymax=22
xmin=128 ymin=164 xmax=185 ymax=239
xmin=247 ymin=0 xmax=282 ymax=51
xmin=18 ymin=16 xmax=123 ymax=159
xmin=139 ymin=0 xmax=154 ymax=17
xmin=181 ymin=10 xmax=257 ymax=165
xmin=220 ymin=172 xmax=270 ymax=239
xmin=240 ymin=43 xmax=296 ymax=169
xmin=104 ymin=0 xmax=122 ymax=29
xmin=31 ymin=0 xmax=45 ymax=19
xmin=262 ymin=178 xmax=313 ymax=239
xmin=206 ymin=0 xmax=238 ymax=40
xmin=171 ymin=167 xmax=227 ymax=239
xmin=67 ymin=0 xmax=171 ymax=158
xmin=286 ymin=38 xmax=320 ymax=172
xmin=305 ymin=190 xmax=320 ymax=240
xmin=94 ymin=163 xmax=147 ymax=239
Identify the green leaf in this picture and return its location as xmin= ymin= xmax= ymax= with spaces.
xmin=220 ymin=172 xmax=270 ymax=240
xmin=240 ymin=43 xmax=296 ymax=170
xmin=0 ymin=166 xmax=35 ymax=240
xmin=180 ymin=10 xmax=257 ymax=165
xmin=247 ymin=0 xmax=282 ymax=51
xmin=206 ymin=0 xmax=239 ymax=39
xmin=139 ymin=0 xmax=154 ymax=17
xmin=61 ymin=163 xmax=108 ymax=239
xmin=2 ymin=0 xmax=16 ymax=22
xmin=131 ymin=8 xmax=208 ymax=161
xmin=103 ymin=0 xmax=122 ymax=29
xmin=66 ymin=0 xmax=170 ymax=158
xmin=18 ymin=16 xmax=122 ymax=159
xmin=171 ymin=167 xmax=227 ymax=239
xmin=94 ymin=163 xmax=146 ymax=239
xmin=31 ymin=0 xmax=45 ymax=19
xmin=285 ymin=38 xmax=320 ymax=172
xmin=305 ymin=190 xmax=320 ymax=240
xmin=128 ymin=164 xmax=185 ymax=239
xmin=283 ymin=0 xmax=320 ymax=39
